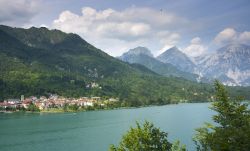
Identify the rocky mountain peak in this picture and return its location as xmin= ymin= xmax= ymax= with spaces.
xmin=197 ymin=43 xmax=250 ymax=86
xmin=217 ymin=44 xmax=250 ymax=54
xmin=156 ymin=46 xmax=196 ymax=73
xmin=124 ymin=46 xmax=153 ymax=57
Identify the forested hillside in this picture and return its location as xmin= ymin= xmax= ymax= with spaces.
xmin=1 ymin=25 xmax=249 ymax=105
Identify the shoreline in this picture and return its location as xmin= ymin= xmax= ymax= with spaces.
xmin=0 ymin=102 xmax=212 ymax=114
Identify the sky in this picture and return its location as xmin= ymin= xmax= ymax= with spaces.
xmin=0 ymin=0 xmax=250 ymax=57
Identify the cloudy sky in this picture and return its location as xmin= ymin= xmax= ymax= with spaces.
xmin=0 ymin=0 xmax=250 ymax=57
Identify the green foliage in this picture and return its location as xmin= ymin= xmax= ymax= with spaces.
xmin=0 ymin=106 xmax=4 ymax=111
xmin=193 ymin=80 xmax=250 ymax=151
xmin=68 ymin=104 xmax=79 ymax=111
xmin=85 ymin=105 xmax=95 ymax=111
xmin=170 ymin=140 xmax=186 ymax=151
xmin=63 ymin=103 xmax=68 ymax=112
xmin=109 ymin=121 xmax=173 ymax=151
xmin=27 ymin=103 xmax=40 ymax=112
xmin=4 ymin=106 xmax=16 ymax=111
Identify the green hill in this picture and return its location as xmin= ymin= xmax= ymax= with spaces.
xmin=0 ymin=25 xmax=249 ymax=105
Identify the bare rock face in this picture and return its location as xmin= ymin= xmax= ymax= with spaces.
xmin=156 ymin=46 xmax=196 ymax=73
xmin=196 ymin=44 xmax=250 ymax=86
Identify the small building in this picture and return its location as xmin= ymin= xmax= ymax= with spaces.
xmin=21 ymin=95 xmax=24 ymax=101
xmin=91 ymin=97 xmax=101 ymax=101
xmin=193 ymin=92 xmax=198 ymax=96
xmin=35 ymin=102 xmax=45 ymax=110
xmin=22 ymin=100 xmax=32 ymax=109
xmin=40 ymin=96 xmax=47 ymax=100
xmin=6 ymin=99 xmax=20 ymax=104
xmin=84 ymin=101 xmax=93 ymax=106
xmin=109 ymin=98 xmax=119 ymax=102
xmin=0 ymin=101 xmax=17 ymax=109
xmin=49 ymin=94 xmax=59 ymax=100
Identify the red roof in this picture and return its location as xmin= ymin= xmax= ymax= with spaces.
xmin=22 ymin=100 xmax=32 ymax=104
xmin=0 ymin=102 xmax=12 ymax=106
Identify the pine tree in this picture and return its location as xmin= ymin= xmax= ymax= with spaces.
xmin=194 ymin=80 xmax=250 ymax=151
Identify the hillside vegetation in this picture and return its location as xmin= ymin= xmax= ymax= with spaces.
xmin=1 ymin=25 xmax=250 ymax=105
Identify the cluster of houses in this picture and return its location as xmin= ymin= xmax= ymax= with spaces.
xmin=0 ymin=94 xmax=119 ymax=111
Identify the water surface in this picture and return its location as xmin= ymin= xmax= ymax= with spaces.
xmin=0 ymin=103 xmax=214 ymax=151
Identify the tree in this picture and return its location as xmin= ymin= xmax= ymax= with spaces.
xmin=63 ymin=103 xmax=69 ymax=112
xmin=170 ymin=140 xmax=186 ymax=151
xmin=193 ymin=80 xmax=250 ymax=151
xmin=68 ymin=104 xmax=78 ymax=111
xmin=27 ymin=103 xmax=40 ymax=112
xmin=109 ymin=121 xmax=186 ymax=151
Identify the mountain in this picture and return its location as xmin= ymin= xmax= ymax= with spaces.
xmin=119 ymin=47 xmax=198 ymax=81
xmin=157 ymin=46 xmax=196 ymax=73
xmin=0 ymin=25 xmax=249 ymax=103
xmin=2 ymin=25 xmax=230 ymax=104
xmin=196 ymin=44 xmax=250 ymax=86
xmin=120 ymin=46 xmax=153 ymax=59
xmin=0 ymin=25 xmax=159 ymax=100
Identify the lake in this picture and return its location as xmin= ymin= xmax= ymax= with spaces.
xmin=0 ymin=103 xmax=214 ymax=151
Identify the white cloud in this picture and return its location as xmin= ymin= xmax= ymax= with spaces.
xmin=39 ymin=24 xmax=48 ymax=28
xmin=0 ymin=0 xmax=40 ymax=26
xmin=213 ymin=28 xmax=250 ymax=45
xmin=157 ymin=31 xmax=181 ymax=55
xmin=239 ymin=31 xmax=250 ymax=43
xmin=214 ymin=28 xmax=237 ymax=45
xmin=52 ymin=7 xmax=187 ymax=56
xmin=191 ymin=37 xmax=201 ymax=44
xmin=183 ymin=28 xmax=250 ymax=57
xmin=183 ymin=37 xmax=207 ymax=57
xmin=95 ymin=22 xmax=151 ymax=40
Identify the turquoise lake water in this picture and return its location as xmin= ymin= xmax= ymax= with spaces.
xmin=0 ymin=103 xmax=214 ymax=151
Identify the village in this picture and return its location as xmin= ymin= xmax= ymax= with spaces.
xmin=0 ymin=94 xmax=120 ymax=112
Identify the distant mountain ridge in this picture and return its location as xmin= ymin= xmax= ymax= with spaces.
xmin=196 ymin=44 xmax=250 ymax=86
xmin=120 ymin=46 xmax=153 ymax=59
xmin=119 ymin=47 xmax=199 ymax=81
xmin=119 ymin=44 xmax=250 ymax=86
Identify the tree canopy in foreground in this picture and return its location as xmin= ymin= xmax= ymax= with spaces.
xmin=194 ymin=80 xmax=250 ymax=151
xmin=109 ymin=121 xmax=186 ymax=151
